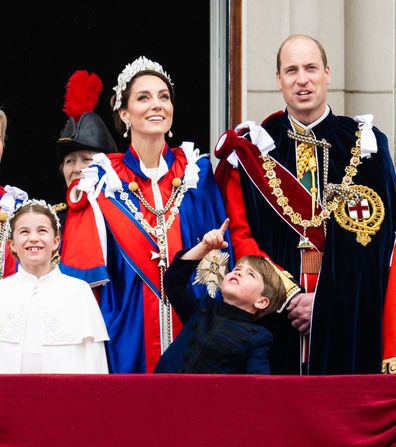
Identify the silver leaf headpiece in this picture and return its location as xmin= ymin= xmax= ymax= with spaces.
xmin=112 ymin=56 xmax=173 ymax=111
xmin=6 ymin=199 xmax=61 ymax=239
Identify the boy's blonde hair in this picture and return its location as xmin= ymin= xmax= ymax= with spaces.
xmin=236 ymin=255 xmax=286 ymax=317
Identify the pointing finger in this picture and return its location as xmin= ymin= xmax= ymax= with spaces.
xmin=219 ymin=218 xmax=230 ymax=235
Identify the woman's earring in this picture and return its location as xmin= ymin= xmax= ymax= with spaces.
xmin=123 ymin=120 xmax=131 ymax=138
xmin=10 ymin=250 xmax=18 ymax=259
xmin=168 ymin=129 xmax=173 ymax=138
xmin=51 ymin=250 xmax=60 ymax=265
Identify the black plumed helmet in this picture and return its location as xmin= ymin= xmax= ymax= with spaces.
xmin=57 ymin=70 xmax=117 ymax=161
xmin=57 ymin=112 xmax=118 ymax=160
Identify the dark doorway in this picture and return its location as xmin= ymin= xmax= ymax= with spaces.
xmin=0 ymin=2 xmax=210 ymax=204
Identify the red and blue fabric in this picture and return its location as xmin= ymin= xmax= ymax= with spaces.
xmin=60 ymin=145 xmax=233 ymax=373
xmin=0 ymin=186 xmax=17 ymax=278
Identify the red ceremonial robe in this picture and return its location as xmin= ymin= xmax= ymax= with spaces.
xmin=0 ymin=186 xmax=16 ymax=279
xmin=382 ymin=237 xmax=396 ymax=372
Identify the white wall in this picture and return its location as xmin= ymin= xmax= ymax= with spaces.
xmin=244 ymin=0 xmax=394 ymax=160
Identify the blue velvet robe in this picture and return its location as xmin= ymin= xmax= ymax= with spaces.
xmin=238 ymin=110 xmax=396 ymax=374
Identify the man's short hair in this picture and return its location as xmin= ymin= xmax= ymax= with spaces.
xmin=276 ymin=34 xmax=328 ymax=73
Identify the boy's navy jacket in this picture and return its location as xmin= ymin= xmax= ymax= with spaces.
xmin=154 ymin=250 xmax=273 ymax=374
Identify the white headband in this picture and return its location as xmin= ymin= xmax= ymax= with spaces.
xmin=6 ymin=199 xmax=61 ymax=239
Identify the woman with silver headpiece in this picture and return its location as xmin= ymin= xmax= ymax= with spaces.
xmin=0 ymin=200 xmax=109 ymax=373
xmin=59 ymin=56 xmax=233 ymax=373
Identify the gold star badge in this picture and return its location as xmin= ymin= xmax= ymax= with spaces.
xmin=193 ymin=249 xmax=230 ymax=298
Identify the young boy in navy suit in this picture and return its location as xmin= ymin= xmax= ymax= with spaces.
xmin=154 ymin=219 xmax=286 ymax=374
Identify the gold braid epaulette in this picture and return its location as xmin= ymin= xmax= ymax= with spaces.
xmin=283 ymin=271 xmax=302 ymax=299
xmin=266 ymin=260 xmax=301 ymax=300
xmin=381 ymin=357 xmax=396 ymax=374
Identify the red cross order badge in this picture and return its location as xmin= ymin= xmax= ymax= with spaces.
xmin=333 ymin=184 xmax=384 ymax=246
xmin=348 ymin=199 xmax=370 ymax=220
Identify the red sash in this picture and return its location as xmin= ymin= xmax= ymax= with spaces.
xmin=215 ymin=130 xmax=325 ymax=252
xmin=60 ymin=200 xmax=109 ymax=292
xmin=97 ymin=193 xmax=163 ymax=296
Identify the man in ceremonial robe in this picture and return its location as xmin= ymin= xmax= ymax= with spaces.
xmin=215 ymin=34 xmax=396 ymax=374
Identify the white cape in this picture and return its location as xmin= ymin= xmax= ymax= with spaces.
xmin=0 ymin=266 xmax=109 ymax=373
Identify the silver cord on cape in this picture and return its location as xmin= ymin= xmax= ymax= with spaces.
xmin=287 ymin=129 xmax=332 ymax=150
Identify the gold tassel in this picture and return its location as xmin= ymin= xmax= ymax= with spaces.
xmin=266 ymin=259 xmax=300 ymax=300
xmin=382 ymin=357 xmax=396 ymax=374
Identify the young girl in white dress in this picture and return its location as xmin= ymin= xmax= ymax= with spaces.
xmin=0 ymin=199 xmax=109 ymax=373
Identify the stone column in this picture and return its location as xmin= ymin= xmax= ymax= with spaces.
xmin=345 ymin=0 xmax=393 ymax=159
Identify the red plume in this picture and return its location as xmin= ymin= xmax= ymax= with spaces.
xmin=63 ymin=70 xmax=103 ymax=122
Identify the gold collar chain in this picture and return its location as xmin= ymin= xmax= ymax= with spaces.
xmin=118 ymin=178 xmax=187 ymax=305
xmin=261 ymin=131 xmax=362 ymax=237
xmin=118 ymin=178 xmax=186 ymax=258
